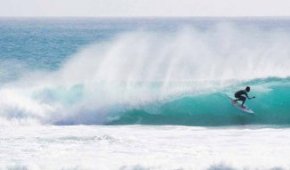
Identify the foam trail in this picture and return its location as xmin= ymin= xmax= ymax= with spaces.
xmin=0 ymin=23 xmax=290 ymax=125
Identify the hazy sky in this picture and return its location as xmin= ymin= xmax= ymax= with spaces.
xmin=1 ymin=0 xmax=290 ymax=17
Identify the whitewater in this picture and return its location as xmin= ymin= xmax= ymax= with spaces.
xmin=0 ymin=18 xmax=290 ymax=169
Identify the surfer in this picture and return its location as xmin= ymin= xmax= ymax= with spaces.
xmin=233 ymin=86 xmax=255 ymax=108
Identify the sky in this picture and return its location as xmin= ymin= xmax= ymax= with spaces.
xmin=1 ymin=0 xmax=290 ymax=17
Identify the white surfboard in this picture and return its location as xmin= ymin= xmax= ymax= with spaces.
xmin=227 ymin=96 xmax=254 ymax=114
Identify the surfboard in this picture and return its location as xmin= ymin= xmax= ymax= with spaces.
xmin=227 ymin=96 xmax=255 ymax=114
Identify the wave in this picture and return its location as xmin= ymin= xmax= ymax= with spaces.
xmin=107 ymin=79 xmax=290 ymax=126
xmin=0 ymin=24 xmax=290 ymax=126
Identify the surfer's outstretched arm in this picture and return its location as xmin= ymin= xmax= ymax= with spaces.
xmin=244 ymin=92 xmax=255 ymax=99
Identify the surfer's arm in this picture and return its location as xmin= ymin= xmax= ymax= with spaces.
xmin=244 ymin=93 xmax=255 ymax=99
xmin=243 ymin=92 xmax=249 ymax=99
xmin=246 ymin=93 xmax=256 ymax=99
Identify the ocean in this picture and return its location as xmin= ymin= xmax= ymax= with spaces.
xmin=0 ymin=17 xmax=290 ymax=170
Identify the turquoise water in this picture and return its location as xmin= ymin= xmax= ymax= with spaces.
xmin=0 ymin=18 xmax=290 ymax=126
xmin=109 ymin=80 xmax=290 ymax=126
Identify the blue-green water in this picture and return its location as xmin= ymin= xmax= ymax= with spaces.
xmin=0 ymin=18 xmax=290 ymax=126
xmin=109 ymin=81 xmax=290 ymax=126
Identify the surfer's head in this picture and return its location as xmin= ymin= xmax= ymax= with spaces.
xmin=246 ymin=86 xmax=250 ymax=92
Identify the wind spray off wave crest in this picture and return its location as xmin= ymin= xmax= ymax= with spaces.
xmin=1 ymin=24 xmax=290 ymax=125
xmin=62 ymin=25 xmax=290 ymax=82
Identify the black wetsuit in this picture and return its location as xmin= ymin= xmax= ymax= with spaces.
xmin=234 ymin=90 xmax=248 ymax=105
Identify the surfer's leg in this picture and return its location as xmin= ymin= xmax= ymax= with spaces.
xmin=234 ymin=94 xmax=240 ymax=102
xmin=240 ymin=96 xmax=246 ymax=107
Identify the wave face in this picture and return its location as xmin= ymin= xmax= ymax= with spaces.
xmin=0 ymin=18 xmax=290 ymax=126
xmin=108 ymin=78 xmax=290 ymax=126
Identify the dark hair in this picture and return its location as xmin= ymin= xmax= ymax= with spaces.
xmin=246 ymin=86 xmax=250 ymax=92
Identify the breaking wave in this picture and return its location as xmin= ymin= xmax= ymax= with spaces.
xmin=0 ymin=23 xmax=290 ymax=126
